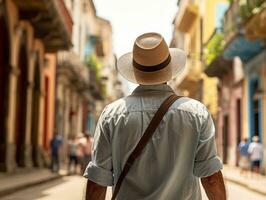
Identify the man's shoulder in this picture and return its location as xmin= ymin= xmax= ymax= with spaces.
xmin=174 ymin=97 xmax=209 ymax=118
xmin=101 ymin=97 xmax=128 ymax=117
xmin=101 ymin=96 xmax=209 ymax=118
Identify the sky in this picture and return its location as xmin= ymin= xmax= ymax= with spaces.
xmin=94 ymin=0 xmax=179 ymax=93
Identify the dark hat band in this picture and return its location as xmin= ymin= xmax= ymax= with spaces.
xmin=133 ymin=54 xmax=171 ymax=72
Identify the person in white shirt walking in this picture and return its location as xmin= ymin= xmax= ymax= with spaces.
xmin=248 ymin=136 xmax=263 ymax=174
xmin=84 ymin=32 xmax=226 ymax=200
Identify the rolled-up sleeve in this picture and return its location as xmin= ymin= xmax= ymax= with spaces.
xmin=83 ymin=109 xmax=114 ymax=186
xmin=193 ymin=110 xmax=222 ymax=178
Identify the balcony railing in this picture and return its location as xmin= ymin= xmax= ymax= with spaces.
xmin=57 ymin=51 xmax=102 ymax=99
xmin=244 ymin=1 xmax=266 ymax=40
xmin=54 ymin=0 xmax=73 ymax=39
xmin=57 ymin=51 xmax=88 ymax=82
xmin=239 ymin=0 xmax=265 ymax=20
xmin=222 ymin=0 xmax=264 ymax=62
xmin=57 ymin=51 xmax=83 ymax=69
xmin=223 ymin=1 xmax=244 ymax=44
xmin=223 ymin=0 xmax=266 ymax=42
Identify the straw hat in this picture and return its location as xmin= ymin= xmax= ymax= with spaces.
xmin=117 ymin=32 xmax=187 ymax=85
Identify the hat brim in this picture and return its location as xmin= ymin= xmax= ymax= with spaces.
xmin=117 ymin=48 xmax=187 ymax=85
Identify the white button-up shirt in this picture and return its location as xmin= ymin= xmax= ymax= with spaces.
xmin=84 ymin=84 xmax=222 ymax=200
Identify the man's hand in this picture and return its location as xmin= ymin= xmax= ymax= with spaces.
xmin=201 ymin=170 xmax=226 ymax=200
xmin=85 ymin=179 xmax=107 ymax=200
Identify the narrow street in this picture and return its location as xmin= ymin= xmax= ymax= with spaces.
xmin=1 ymin=176 xmax=265 ymax=200
xmin=1 ymin=0 xmax=266 ymax=199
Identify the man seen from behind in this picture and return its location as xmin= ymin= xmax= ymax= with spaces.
xmin=84 ymin=33 xmax=226 ymax=200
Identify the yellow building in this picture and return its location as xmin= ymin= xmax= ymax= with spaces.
xmin=170 ymin=0 xmax=228 ymax=117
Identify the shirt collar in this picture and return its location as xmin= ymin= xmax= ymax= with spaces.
xmin=132 ymin=84 xmax=175 ymax=95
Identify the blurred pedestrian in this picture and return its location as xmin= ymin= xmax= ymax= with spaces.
xmin=238 ymin=138 xmax=250 ymax=175
xmin=248 ymin=136 xmax=263 ymax=174
xmin=68 ymin=136 xmax=79 ymax=174
xmin=84 ymin=33 xmax=226 ymax=200
xmin=50 ymin=134 xmax=63 ymax=173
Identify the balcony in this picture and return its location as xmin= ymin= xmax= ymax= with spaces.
xmin=223 ymin=1 xmax=243 ymax=45
xmin=239 ymin=0 xmax=265 ymax=21
xmin=57 ymin=51 xmax=104 ymax=100
xmin=57 ymin=51 xmax=86 ymax=79
xmin=174 ymin=56 xmax=202 ymax=98
xmin=57 ymin=51 xmax=92 ymax=95
xmin=222 ymin=0 xmax=264 ymax=62
xmin=204 ymin=56 xmax=233 ymax=78
xmin=175 ymin=0 xmax=198 ymax=33
xmin=204 ymin=28 xmax=233 ymax=77
xmin=243 ymin=2 xmax=266 ymax=40
xmin=13 ymin=0 xmax=73 ymax=52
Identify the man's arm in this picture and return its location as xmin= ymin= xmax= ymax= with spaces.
xmin=85 ymin=179 xmax=107 ymax=200
xmin=201 ymin=170 xmax=226 ymax=200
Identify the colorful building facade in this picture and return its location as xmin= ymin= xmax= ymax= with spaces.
xmin=54 ymin=0 xmax=122 ymax=160
xmin=170 ymin=0 xmax=228 ymax=117
xmin=204 ymin=0 xmax=266 ymax=173
xmin=0 ymin=0 xmax=72 ymax=172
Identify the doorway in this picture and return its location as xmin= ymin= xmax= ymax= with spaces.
xmin=253 ymin=84 xmax=260 ymax=137
xmin=31 ymin=54 xmax=40 ymax=166
xmin=222 ymin=115 xmax=229 ymax=164
xmin=0 ymin=6 xmax=10 ymax=170
xmin=249 ymin=78 xmax=261 ymax=140
xmin=236 ymin=98 xmax=242 ymax=166
xmin=15 ymin=34 xmax=28 ymax=167
xmin=43 ymin=76 xmax=49 ymax=150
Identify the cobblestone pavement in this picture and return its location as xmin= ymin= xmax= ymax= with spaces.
xmin=1 ymin=175 xmax=266 ymax=200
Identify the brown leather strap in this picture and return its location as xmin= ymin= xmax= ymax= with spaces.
xmin=111 ymin=94 xmax=181 ymax=200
